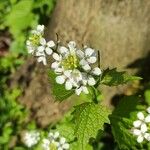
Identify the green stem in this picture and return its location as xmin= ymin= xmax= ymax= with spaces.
xmin=90 ymin=86 xmax=98 ymax=104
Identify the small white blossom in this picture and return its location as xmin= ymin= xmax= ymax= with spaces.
xmin=131 ymin=108 xmax=150 ymax=143
xmin=132 ymin=128 xmax=145 ymax=143
xmin=42 ymin=132 xmax=69 ymax=150
xmin=27 ymin=24 xmax=55 ymax=65
xmin=42 ymin=138 xmax=51 ymax=150
xmin=48 ymin=131 xmax=60 ymax=142
xmin=31 ymin=25 xmax=44 ymax=35
xmin=36 ymin=38 xmax=55 ymax=65
xmin=23 ymin=131 xmax=40 ymax=148
xmin=133 ymin=112 xmax=150 ymax=132
xmin=56 ymin=137 xmax=69 ymax=150
xmin=77 ymin=47 xmax=97 ymax=71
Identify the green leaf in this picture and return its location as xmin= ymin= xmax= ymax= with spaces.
xmin=4 ymin=0 xmax=35 ymax=35
xmin=48 ymin=70 xmax=74 ymax=101
xmin=109 ymin=96 xmax=144 ymax=149
xmin=101 ymin=68 xmax=142 ymax=86
xmin=73 ymin=102 xmax=110 ymax=150
xmin=144 ymin=89 xmax=150 ymax=105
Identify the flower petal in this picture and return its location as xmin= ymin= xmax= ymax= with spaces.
xmin=132 ymin=129 xmax=141 ymax=136
xmin=147 ymin=107 xmax=150 ymax=114
xmin=40 ymin=38 xmax=46 ymax=45
xmin=144 ymin=133 xmax=150 ymax=141
xmin=45 ymin=47 xmax=53 ymax=55
xmin=133 ymin=120 xmax=142 ymax=128
xmin=87 ymin=56 xmax=97 ymax=64
xmin=141 ymin=123 xmax=147 ymax=133
xmin=82 ymin=64 xmax=91 ymax=71
xmin=54 ymin=132 xmax=59 ymax=139
xmin=68 ymin=41 xmax=76 ymax=49
xmin=60 ymin=137 xmax=66 ymax=144
xmin=59 ymin=46 xmax=68 ymax=54
xmin=76 ymin=50 xmax=84 ymax=58
xmin=75 ymin=87 xmax=82 ymax=95
xmin=65 ymin=80 xmax=73 ymax=90
xmin=47 ymin=40 xmax=55 ymax=47
xmin=145 ymin=115 xmax=150 ymax=123
xmin=53 ymin=53 xmax=61 ymax=61
xmin=85 ymin=48 xmax=94 ymax=57
xmin=54 ymin=68 xmax=63 ymax=74
xmin=62 ymin=143 xmax=69 ymax=149
xmin=80 ymin=59 xmax=88 ymax=65
xmin=88 ymin=76 xmax=96 ymax=86
xmin=37 ymin=46 xmax=45 ymax=52
xmin=56 ymin=75 xmax=65 ymax=84
xmin=137 ymin=135 xmax=144 ymax=143
xmin=82 ymin=86 xmax=89 ymax=94
xmin=51 ymin=62 xmax=59 ymax=69
xmin=137 ymin=112 xmax=144 ymax=120
xmin=37 ymin=25 xmax=44 ymax=32
xmin=37 ymin=56 xmax=47 ymax=65
xmin=64 ymin=70 xmax=72 ymax=78
xmin=58 ymin=147 xmax=63 ymax=150
xmin=92 ymin=67 xmax=102 ymax=76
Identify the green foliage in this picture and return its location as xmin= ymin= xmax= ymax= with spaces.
xmin=101 ymin=68 xmax=142 ymax=86
xmin=0 ymin=88 xmax=27 ymax=148
xmin=0 ymin=0 xmax=55 ymax=54
xmin=144 ymin=89 xmax=150 ymax=105
xmin=48 ymin=70 xmax=74 ymax=101
xmin=109 ymin=96 xmax=145 ymax=149
xmin=73 ymin=102 xmax=110 ymax=150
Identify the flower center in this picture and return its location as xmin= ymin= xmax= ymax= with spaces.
xmin=50 ymin=143 xmax=57 ymax=150
xmin=29 ymin=34 xmax=41 ymax=46
xmin=61 ymin=54 xmax=79 ymax=70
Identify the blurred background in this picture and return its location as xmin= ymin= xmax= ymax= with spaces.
xmin=0 ymin=0 xmax=150 ymax=149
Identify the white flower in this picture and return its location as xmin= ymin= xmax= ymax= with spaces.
xmin=77 ymin=47 xmax=97 ymax=71
xmin=42 ymin=138 xmax=50 ymax=150
xmin=42 ymin=132 xmax=69 ymax=150
xmin=37 ymin=38 xmax=55 ymax=56
xmin=31 ymin=24 xmax=44 ymax=35
xmin=35 ymin=38 xmax=55 ymax=65
xmin=133 ymin=112 xmax=150 ymax=132
xmin=51 ymin=41 xmax=102 ymax=95
xmin=42 ymin=138 xmax=58 ymax=150
xmin=26 ymin=25 xmax=45 ymax=54
xmin=23 ymin=131 xmax=40 ymax=148
xmin=48 ymin=131 xmax=60 ymax=142
xmin=56 ymin=137 xmax=69 ymax=150
xmin=132 ymin=128 xmax=146 ymax=143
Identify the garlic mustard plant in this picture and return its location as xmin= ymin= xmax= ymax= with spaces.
xmin=27 ymin=25 xmax=143 ymax=149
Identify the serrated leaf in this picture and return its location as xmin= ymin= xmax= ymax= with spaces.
xmin=101 ymin=68 xmax=142 ymax=86
xmin=48 ymin=70 xmax=74 ymax=101
xmin=73 ymin=102 xmax=110 ymax=150
xmin=109 ymin=96 xmax=144 ymax=149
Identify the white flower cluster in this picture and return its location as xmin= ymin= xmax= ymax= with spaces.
xmin=42 ymin=132 xmax=69 ymax=150
xmin=131 ymin=107 xmax=150 ymax=143
xmin=23 ymin=130 xmax=69 ymax=150
xmin=23 ymin=131 xmax=40 ymax=147
xmin=26 ymin=25 xmax=55 ymax=65
xmin=51 ymin=42 xmax=102 ymax=95
xmin=27 ymin=25 xmax=102 ymax=95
